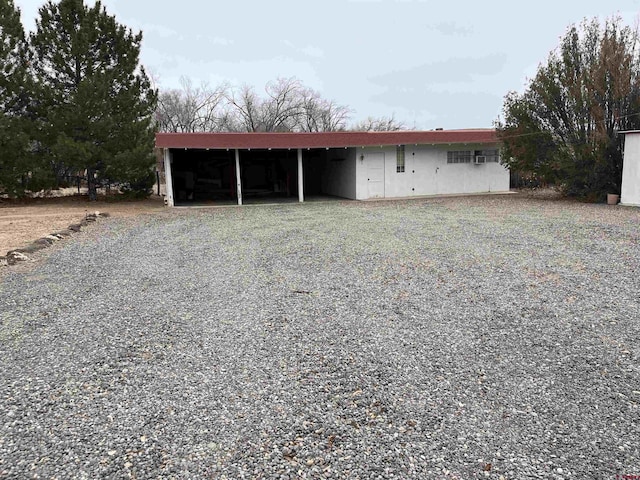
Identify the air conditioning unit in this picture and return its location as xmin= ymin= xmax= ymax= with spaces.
xmin=474 ymin=155 xmax=486 ymax=165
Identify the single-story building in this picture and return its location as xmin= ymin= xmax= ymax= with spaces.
xmin=155 ymin=129 xmax=509 ymax=206
xmin=620 ymin=131 xmax=640 ymax=207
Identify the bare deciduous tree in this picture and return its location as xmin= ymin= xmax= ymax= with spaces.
xmin=351 ymin=114 xmax=407 ymax=131
xmin=297 ymin=87 xmax=351 ymax=132
xmin=226 ymin=78 xmax=306 ymax=132
xmin=198 ymin=76 xmax=352 ymax=133
xmin=156 ymin=77 xmax=227 ymax=132
xmin=261 ymin=77 xmax=304 ymax=132
xmin=156 ymin=76 xmax=362 ymax=133
xmin=224 ymin=84 xmax=262 ymax=132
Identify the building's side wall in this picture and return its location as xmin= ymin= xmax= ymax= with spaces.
xmin=321 ymin=148 xmax=357 ymax=199
xmin=621 ymin=134 xmax=640 ymax=206
xmin=416 ymin=144 xmax=509 ymax=195
xmin=155 ymin=148 xmax=167 ymax=196
xmin=164 ymin=149 xmax=174 ymax=206
xmin=355 ymin=143 xmax=509 ymax=200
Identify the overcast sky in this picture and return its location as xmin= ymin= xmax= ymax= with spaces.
xmin=13 ymin=0 xmax=640 ymax=129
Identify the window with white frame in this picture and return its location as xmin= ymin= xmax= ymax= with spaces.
xmin=447 ymin=149 xmax=500 ymax=164
xmin=475 ymin=149 xmax=500 ymax=162
xmin=396 ymin=145 xmax=405 ymax=173
xmin=447 ymin=150 xmax=473 ymax=164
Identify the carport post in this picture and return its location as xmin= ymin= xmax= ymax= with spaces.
xmin=297 ymin=148 xmax=304 ymax=203
xmin=163 ymin=148 xmax=174 ymax=207
xmin=235 ymin=149 xmax=243 ymax=206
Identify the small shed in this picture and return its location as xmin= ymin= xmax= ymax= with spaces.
xmin=155 ymin=130 xmax=509 ymax=206
xmin=621 ymin=131 xmax=640 ymax=207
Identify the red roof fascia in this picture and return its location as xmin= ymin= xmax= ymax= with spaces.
xmin=155 ymin=130 xmax=498 ymax=150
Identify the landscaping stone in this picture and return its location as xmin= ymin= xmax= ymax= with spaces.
xmin=2 ymin=213 xmax=110 ymax=268
xmin=5 ymin=251 xmax=30 ymax=265
xmin=10 ymin=244 xmax=41 ymax=254
xmin=33 ymin=238 xmax=53 ymax=246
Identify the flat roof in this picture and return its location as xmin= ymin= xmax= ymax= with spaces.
xmin=156 ymin=129 xmax=498 ymax=150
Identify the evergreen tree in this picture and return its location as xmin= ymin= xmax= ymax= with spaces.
xmin=30 ymin=0 xmax=157 ymax=199
xmin=0 ymin=0 xmax=26 ymax=114
xmin=0 ymin=0 xmax=35 ymax=196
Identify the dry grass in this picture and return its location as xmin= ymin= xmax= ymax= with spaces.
xmin=0 ymin=195 xmax=165 ymax=254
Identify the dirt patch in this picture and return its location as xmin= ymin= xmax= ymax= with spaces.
xmin=0 ymin=195 xmax=165 ymax=255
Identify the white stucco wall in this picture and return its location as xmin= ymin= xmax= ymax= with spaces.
xmin=355 ymin=144 xmax=509 ymax=200
xmin=163 ymin=149 xmax=174 ymax=207
xmin=321 ymin=148 xmax=357 ymax=199
xmin=621 ymin=133 xmax=640 ymax=206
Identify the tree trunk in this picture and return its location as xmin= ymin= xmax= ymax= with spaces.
xmin=87 ymin=168 xmax=97 ymax=201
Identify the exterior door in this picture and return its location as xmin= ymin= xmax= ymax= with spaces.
xmin=367 ymin=153 xmax=385 ymax=198
xmin=410 ymin=152 xmax=438 ymax=196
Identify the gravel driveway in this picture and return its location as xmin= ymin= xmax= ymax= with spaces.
xmin=1 ymin=196 xmax=639 ymax=479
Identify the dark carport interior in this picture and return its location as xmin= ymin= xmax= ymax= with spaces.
xmin=170 ymin=148 xmax=324 ymax=205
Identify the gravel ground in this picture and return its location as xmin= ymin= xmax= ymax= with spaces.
xmin=1 ymin=195 xmax=639 ymax=479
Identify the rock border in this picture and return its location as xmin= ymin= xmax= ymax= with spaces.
xmin=0 ymin=211 xmax=110 ymax=267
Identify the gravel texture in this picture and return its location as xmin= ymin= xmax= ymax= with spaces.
xmin=1 ymin=196 xmax=639 ymax=479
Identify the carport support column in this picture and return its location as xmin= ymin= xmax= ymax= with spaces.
xmin=235 ymin=149 xmax=243 ymax=206
xmin=297 ymin=148 xmax=304 ymax=203
xmin=163 ymin=148 xmax=174 ymax=207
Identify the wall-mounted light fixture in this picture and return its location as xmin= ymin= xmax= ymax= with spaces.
xmin=360 ymin=154 xmax=365 ymax=163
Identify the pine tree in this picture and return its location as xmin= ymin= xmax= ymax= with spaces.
xmin=30 ymin=0 xmax=157 ymax=200
xmin=0 ymin=0 xmax=34 ymax=196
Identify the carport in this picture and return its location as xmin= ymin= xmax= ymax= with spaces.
xmin=156 ymin=132 xmax=356 ymax=206
xmin=167 ymin=147 xmax=308 ymax=206
xmin=164 ymin=147 xmax=305 ymax=206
